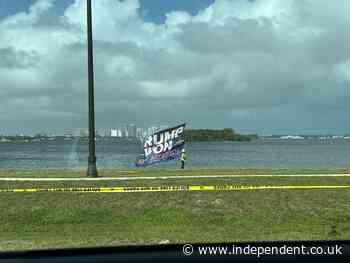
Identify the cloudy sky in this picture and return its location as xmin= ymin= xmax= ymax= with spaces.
xmin=1 ymin=0 xmax=350 ymax=135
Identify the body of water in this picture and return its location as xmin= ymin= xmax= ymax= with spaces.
xmin=1 ymin=139 xmax=350 ymax=169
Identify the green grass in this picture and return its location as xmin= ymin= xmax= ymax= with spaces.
xmin=0 ymin=169 xmax=350 ymax=251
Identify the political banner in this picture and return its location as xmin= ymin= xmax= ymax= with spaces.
xmin=135 ymin=123 xmax=186 ymax=167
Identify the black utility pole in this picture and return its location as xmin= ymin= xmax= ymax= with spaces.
xmin=86 ymin=0 xmax=98 ymax=177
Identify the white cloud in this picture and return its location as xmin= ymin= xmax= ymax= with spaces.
xmin=1 ymin=0 xmax=350 ymax=133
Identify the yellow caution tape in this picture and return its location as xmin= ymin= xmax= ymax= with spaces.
xmin=0 ymin=185 xmax=350 ymax=193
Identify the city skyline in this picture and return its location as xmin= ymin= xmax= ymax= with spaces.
xmin=0 ymin=124 xmax=172 ymax=137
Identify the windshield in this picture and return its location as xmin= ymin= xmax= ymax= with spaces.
xmin=1 ymin=0 xmax=350 ymax=252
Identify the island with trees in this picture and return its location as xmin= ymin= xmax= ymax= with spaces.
xmin=184 ymin=128 xmax=258 ymax=142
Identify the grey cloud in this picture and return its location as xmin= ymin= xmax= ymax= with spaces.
xmin=0 ymin=47 xmax=40 ymax=69
xmin=178 ymin=18 xmax=279 ymax=55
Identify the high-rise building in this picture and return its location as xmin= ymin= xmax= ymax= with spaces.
xmin=117 ymin=129 xmax=122 ymax=137
xmin=122 ymin=126 xmax=128 ymax=137
xmin=142 ymin=128 xmax=148 ymax=138
xmin=127 ymin=124 xmax=137 ymax=138
xmin=103 ymin=129 xmax=110 ymax=137
xmin=110 ymin=129 xmax=118 ymax=137
xmin=136 ymin=128 xmax=143 ymax=138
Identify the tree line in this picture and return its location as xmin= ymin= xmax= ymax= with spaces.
xmin=184 ymin=128 xmax=258 ymax=142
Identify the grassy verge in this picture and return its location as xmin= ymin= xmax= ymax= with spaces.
xmin=0 ymin=169 xmax=350 ymax=251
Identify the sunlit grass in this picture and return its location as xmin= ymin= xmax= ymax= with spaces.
xmin=0 ymin=170 xmax=349 ymax=251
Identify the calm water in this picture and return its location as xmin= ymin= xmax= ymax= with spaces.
xmin=1 ymin=139 xmax=350 ymax=169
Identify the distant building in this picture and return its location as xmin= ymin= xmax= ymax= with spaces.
xmin=136 ymin=128 xmax=143 ymax=138
xmin=127 ymin=124 xmax=137 ymax=138
xmin=116 ymin=129 xmax=122 ymax=137
xmin=0 ymin=137 xmax=10 ymax=142
xmin=122 ymin=126 xmax=128 ymax=137
xmin=111 ymin=129 xmax=118 ymax=137
xmin=63 ymin=133 xmax=73 ymax=138
xmin=142 ymin=128 xmax=148 ymax=138
xmin=103 ymin=129 xmax=110 ymax=137
xmin=332 ymin=135 xmax=343 ymax=139
xmin=145 ymin=126 xmax=159 ymax=136
xmin=280 ymin=135 xmax=304 ymax=139
xmin=79 ymin=129 xmax=89 ymax=137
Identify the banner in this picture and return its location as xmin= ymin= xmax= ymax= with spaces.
xmin=135 ymin=123 xmax=186 ymax=167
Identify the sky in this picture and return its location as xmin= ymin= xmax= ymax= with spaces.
xmin=1 ymin=0 xmax=350 ymax=135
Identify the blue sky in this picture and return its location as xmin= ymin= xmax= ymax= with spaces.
xmin=139 ymin=0 xmax=214 ymax=23
xmin=0 ymin=0 xmax=70 ymax=18
xmin=0 ymin=0 xmax=214 ymax=23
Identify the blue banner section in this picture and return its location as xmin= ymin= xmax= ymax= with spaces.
xmin=135 ymin=123 xmax=186 ymax=167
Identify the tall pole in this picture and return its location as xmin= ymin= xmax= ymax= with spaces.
xmin=86 ymin=0 xmax=98 ymax=177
